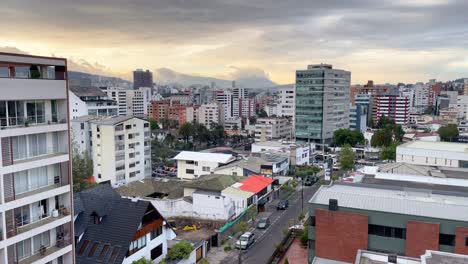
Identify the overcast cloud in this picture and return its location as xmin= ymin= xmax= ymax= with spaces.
xmin=0 ymin=0 xmax=467 ymax=84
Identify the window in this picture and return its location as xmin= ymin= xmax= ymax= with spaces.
xmin=465 ymin=237 xmax=468 ymax=247
xmin=129 ymin=236 xmax=146 ymax=255
xmin=17 ymin=238 xmax=32 ymax=260
xmin=151 ymin=244 xmax=163 ymax=260
xmin=81 ymin=123 xmax=85 ymax=130
xmin=129 ymin=172 xmax=136 ymax=178
xmin=126 ymin=125 xmax=132 ymax=130
xmin=33 ymin=231 xmax=50 ymax=254
xmin=439 ymin=233 xmax=455 ymax=246
xmin=151 ymin=226 xmax=163 ymax=240
xmin=202 ymin=166 xmax=211 ymax=172
xmin=368 ymin=224 xmax=406 ymax=239
xmin=186 ymin=160 xmax=195 ymax=165
xmin=186 ymin=169 xmax=194 ymax=174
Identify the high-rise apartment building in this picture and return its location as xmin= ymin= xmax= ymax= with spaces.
xmin=0 ymin=53 xmax=74 ymax=263
xmin=133 ymin=69 xmax=153 ymax=89
xmin=374 ymin=94 xmax=410 ymax=125
xmin=198 ymin=103 xmax=224 ymax=129
xmin=295 ymin=64 xmax=351 ymax=143
xmin=101 ymin=87 xmax=151 ymax=117
xmin=71 ymin=116 xmax=151 ymax=185
xmin=214 ymin=90 xmax=233 ymax=120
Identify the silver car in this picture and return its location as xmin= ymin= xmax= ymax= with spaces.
xmin=235 ymin=232 xmax=255 ymax=249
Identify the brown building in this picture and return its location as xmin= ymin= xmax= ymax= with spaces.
xmin=309 ymin=183 xmax=468 ymax=263
xmin=350 ymin=80 xmax=390 ymax=105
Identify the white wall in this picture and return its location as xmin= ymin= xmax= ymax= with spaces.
xmin=123 ymin=226 xmax=175 ymax=264
xmin=176 ymin=160 xmax=221 ymax=180
xmin=192 ymin=192 xmax=234 ymax=220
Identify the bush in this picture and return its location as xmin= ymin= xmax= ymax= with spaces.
xmin=290 ymin=179 xmax=298 ymax=188
xmin=199 ymin=259 xmax=209 ymax=264
xmin=300 ymin=226 xmax=309 ymax=246
xmin=167 ymin=241 xmax=193 ymax=260
xmin=224 ymin=245 xmax=232 ymax=252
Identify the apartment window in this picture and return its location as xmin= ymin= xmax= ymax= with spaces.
xmin=232 ymin=172 xmax=238 ymax=176
xmin=126 ymin=125 xmax=132 ymax=130
xmin=129 ymin=236 xmax=146 ymax=255
xmin=81 ymin=123 xmax=85 ymax=130
xmin=129 ymin=153 xmax=136 ymax=158
xmin=202 ymin=166 xmax=211 ymax=172
xmin=129 ymin=163 xmax=136 ymax=168
xmin=129 ymin=172 xmax=136 ymax=178
xmin=128 ymin=134 xmax=134 ymax=139
xmin=439 ymin=233 xmax=455 ymax=246
xmin=151 ymin=226 xmax=163 ymax=240
xmin=33 ymin=231 xmax=50 ymax=254
xmin=144 ymin=123 xmax=149 ymax=128
xmin=186 ymin=169 xmax=194 ymax=174
xmin=98 ymin=174 xmax=102 ymax=179
xmin=186 ymin=160 xmax=195 ymax=165
xmin=17 ymin=238 xmax=32 ymax=260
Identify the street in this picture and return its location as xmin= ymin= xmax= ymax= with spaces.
xmin=223 ymin=180 xmax=322 ymax=264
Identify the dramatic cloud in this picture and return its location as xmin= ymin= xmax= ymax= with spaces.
xmin=0 ymin=0 xmax=467 ymax=84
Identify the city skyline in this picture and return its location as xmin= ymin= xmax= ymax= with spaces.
xmin=1 ymin=0 xmax=467 ymax=85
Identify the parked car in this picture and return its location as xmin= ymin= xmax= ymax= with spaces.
xmin=235 ymin=232 xmax=255 ymax=249
xmin=257 ymin=217 xmax=270 ymax=229
xmin=304 ymin=177 xmax=313 ymax=186
xmin=276 ymin=200 xmax=289 ymax=210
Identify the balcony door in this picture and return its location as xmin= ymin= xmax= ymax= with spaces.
xmin=26 ymin=101 xmax=45 ymax=124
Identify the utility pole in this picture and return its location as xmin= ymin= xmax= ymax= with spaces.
xmin=301 ymin=177 xmax=304 ymax=213
xmin=238 ymin=248 xmax=242 ymax=264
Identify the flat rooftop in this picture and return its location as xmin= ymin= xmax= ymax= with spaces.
xmin=310 ymin=183 xmax=468 ymax=222
xmin=398 ymin=141 xmax=468 ymax=153
xmin=173 ymin=151 xmax=235 ymax=163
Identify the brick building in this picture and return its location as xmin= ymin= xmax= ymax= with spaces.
xmin=308 ymin=183 xmax=468 ymax=263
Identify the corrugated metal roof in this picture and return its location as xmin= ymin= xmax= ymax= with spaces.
xmin=222 ymin=186 xmax=254 ymax=199
xmin=173 ymin=151 xmax=234 ymax=163
xmin=399 ymin=141 xmax=468 ymax=153
xmin=310 ymin=184 xmax=468 ymax=222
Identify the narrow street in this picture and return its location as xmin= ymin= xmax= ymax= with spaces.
xmin=222 ymin=180 xmax=322 ymax=264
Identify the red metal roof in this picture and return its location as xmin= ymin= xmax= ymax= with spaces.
xmin=239 ymin=175 xmax=274 ymax=194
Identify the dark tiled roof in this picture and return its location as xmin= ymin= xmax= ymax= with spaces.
xmin=70 ymin=86 xmax=108 ymax=97
xmin=74 ymin=184 xmax=151 ymax=264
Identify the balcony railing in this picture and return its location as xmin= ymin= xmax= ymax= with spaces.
xmin=16 ymin=238 xmax=72 ymax=264
xmin=0 ymin=114 xmax=67 ymax=130
xmin=11 ymin=146 xmax=68 ymax=166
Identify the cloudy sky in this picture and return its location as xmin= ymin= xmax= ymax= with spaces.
xmin=1 ymin=0 xmax=467 ymax=84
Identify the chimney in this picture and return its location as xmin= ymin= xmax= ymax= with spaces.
xmin=388 ymin=254 xmax=397 ymax=263
xmin=329 ymin=199 xmax=338 ymax=211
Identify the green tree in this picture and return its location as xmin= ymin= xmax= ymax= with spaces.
xmin=160 ymin=118 xmax=170 ymax=129
xmin=149 ymin=118 xmax=160 ymax=130
xmin=257 ymin=109 xmax=268 ymax=118
xmin=284 ymin=258 xmax=290 ymax=264
xmin=236 ymin=221 xmax=248 ymax=234
xmin=167 ymin=241 xmax=194 ymax=260
xmin=132 ymin=258 xmax=154 ymax=264
xmin=340 ymin=144 xmax=355 ymax=171
xmin=371 ymin=129 xmax=393 ymax=147
xmin=178 ymin=122 xmax=194 ymax=142
xmin=333 ymin=129 xmax=364 ymax=146
xmin=438 ymin=124 xmax=459 ymax=142
xmin=163 ymin=133 xmax=176 ymax=148
xmin=72 ymin=149 xmax=95 ymax=192
xmin=380 ymin=142 xmax=398 ymax=160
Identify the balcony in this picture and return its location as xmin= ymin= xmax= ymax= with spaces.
xmin=16 ymin=208 xmax=70 ymax=235
xmin=0 ymin=114 xmax=67 ymax=130
xmin=17 ymin=238 xmax=72 ymax=264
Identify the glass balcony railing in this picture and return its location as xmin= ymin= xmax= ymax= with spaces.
xmin=0 ymin=114 xmax=67 ymax=129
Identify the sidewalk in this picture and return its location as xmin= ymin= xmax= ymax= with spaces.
xmin=279 ymin=238 xmax=308 ymax=264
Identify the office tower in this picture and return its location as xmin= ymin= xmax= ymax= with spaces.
xmin=133 ymin=69 xmax=153 ymax=89
xmin=0 ymin=53 xmax=74 ymax=263
xmin=295 ymin=64 xmax=351 ymax=143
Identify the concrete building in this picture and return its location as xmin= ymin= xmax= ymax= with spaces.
xmin=374 ymin=94 xmax=410 ymax=125
xmin=309 ymin=182 xmax=468 ymax=263
xmin=276 ymin=86 xmax=295 ymax=119
xmin=464 ymin=79 xmax=468 ymax=95
xmin=198 ymin=103 xmax=224 ymax=128
xmin=255 ymin=117 xmax=293 ymax=142
xmin=173 ymin=151 xmax=236 ymax=180
xmin=0 ymin=53 xmax=74 ymax=263
xmin=148 ymin=100 xmax=170 ymax=123
xmin=71 ymin=115 xmax=151 ymax=185
xmin=454 ymin=95 xmax=468 ymax=119
xmin=354 ymin=93 xmax=372 ymax=125
xmin=263 ymin=104 xmax=278 ymax=117
xmin=214 ymin=90 xmax=233 ymax=120
xmin=101 ymin=87 xmax=152 ymax=117
xmin=354 ymin=249 xmax=468 ymax=264
xmin=438 ymin=107 xmax=459 ymax=124
xmin=251 ymin=141 xmax=310 ymax=166
xmin=69 ymin=86 xmax=118 ymax=119
xmin=133 ymin=69 xmax=153 ymax=89
xmin=413 ymin=82 xmax=430 ymax=113
xmin=223 ymin=117 xmax=242 ymax=131
xmin=295 ymin=64 xmax=351 ymax=143
xmin=396 ymin=141 xmax=468 ymax=168
xmin=234 ymin=98 xmax=256 ymax=119
xmin=349 ymin=104 xmax=367 ymax=133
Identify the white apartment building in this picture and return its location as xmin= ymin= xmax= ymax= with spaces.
xmin=214 ymin=90 xmax=233 ymax=120
xmin=71 ymin=116 xmax=151 ymax=185
xmin=454 ymin=95 xmax=468 ymax=119
xmin=263 ymin=104 xmax=278 ymax=117
xmin=254 ymin=117 xmax=293 ymax=142
xmin=413 ymin=82 xmax=430 ymax=113
xmin=374 ymin=94 xmax=410 ymax=125
xmin=223 ymin=117 xmax=242 ymax=131
xmin=396 ymin=141 xmax=468 ymax=168
xmin=234 ymin=98 xmax=256 ymax=118
xmin=198 ymin=103 xmax=224 ymax=128
xmin=101 ymin=87 xmax=152 ymax=117
xmin=276 ymin=86 xmax=295 ymax=119
xmin=0 ymin=53 xmax=74 ymax=263
xmin=173 ymin=151 xmax=236 ymax=180
xmin=69 ymin=86 xmax=118 ymax=119
xmin=251 ymin=141 xmax=311 ymax=166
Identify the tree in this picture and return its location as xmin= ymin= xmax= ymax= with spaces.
xmin=333 ymin=129 xmax=364 ymax=146
xmin=257 ymin=109 xmax=268 ymax=118
xmin=72 ymin=149 xmax=95 ymax=192
xmin=284 ymin=258 xmax=290 ymax=264
xmin=178 ymin=122 xmax=194 ymax=142
xmin=340 ymin=144 xmax=355 ymax=171
xmin=438 ymin=124 xmax=459 ymax=142
xmin=160 ymin=118 xmax=170 ymax=129
xmin=149 ymin=118 xmax=160 ymax=130
xmin=163 ymin=133 xmax=176 ymax=148
xmin=132 ymin=258 xmax=154 ymax=264
xmin=370 ymin=129 xmax=393 ymax=147
xmin=167 ymin=241 xmax=194 ymax=260
xmin=380 ymin=142 xmax=398 ymax=160
xmin=236 ymin=221 xmax=248 ymax=234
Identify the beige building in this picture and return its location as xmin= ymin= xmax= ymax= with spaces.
xmin=255 ymin=117 xmax=293 ymax=142
xmin=396 ymin=141 xmax=468 ymax=168
xmin=198 ymin=103 xmax=224 ymax=128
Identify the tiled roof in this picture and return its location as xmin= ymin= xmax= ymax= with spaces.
xmin=74 ymin=184 xmax=154 ymax=264
xmin=239 ymin=175 xmax=274 ymax=194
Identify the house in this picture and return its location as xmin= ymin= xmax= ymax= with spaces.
xmin=251 ymin=140 xmax=311 ymax=166
xmin=233 ymin=175 xmax=275 ymax=210
xmin=174 ymin=151 xmax=236 ymax=180
xmin=215 ymin=154 xmax=289 ymax=177
xmin=74 ymin=184 xmax=176 ymax=264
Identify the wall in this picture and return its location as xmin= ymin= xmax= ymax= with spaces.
xmin=192 ymin=192 xmax=234 ymax=220
xmin=405 ymin=221 xmax=439 ymax=257
xmin=150 ymin=199 xmax=194 ymax=218
xmin=123 ymin=225 xmax=174 ymax=264
xmin=177 ymin=160 xmax=220 ymax=180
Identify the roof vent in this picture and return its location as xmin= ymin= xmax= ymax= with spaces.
xmin=329 ymin=199 xmax=338 ymax=211
xmin=388 ymin=254 xmax=397 ymax=263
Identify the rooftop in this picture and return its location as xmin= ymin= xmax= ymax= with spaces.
xmin=183 ymin=174 xmax=243 ymax=192
xmin=398 ymin=141 xmax=468 ymax=153
xmin=310 ymin=183 xmax=468 ymax=222
xmin=222 ymin=186 xmax=254 ymax=199
xmin=173 ymin=151 xmax=235 ymax=163
xmin=355 ymin=249 xmax=468 ymax=264
xmin=239 ymin=175 xmax=274 ymax=194
xmin=70 ymin=86 xmax=108 ymax=98
xmin=115 ymin=179 xmax=184 ymax=199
